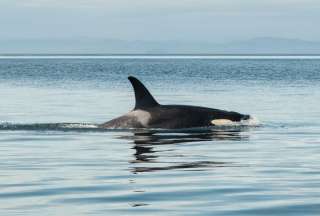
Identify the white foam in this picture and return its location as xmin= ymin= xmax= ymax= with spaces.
xmin=240 ymin=116 xmax=261 ymax=126
xmin=61 ymin=123 xmax=99 ymax=129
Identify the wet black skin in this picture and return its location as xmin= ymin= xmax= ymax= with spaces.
xmin=101 ymin=76 xmax=250 ymax=129
xmin=143 ymin=105 xmax=249 ymax=129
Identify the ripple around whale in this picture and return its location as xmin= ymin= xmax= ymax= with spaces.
xmin=0 ymin=116 xmax=260 ymax=133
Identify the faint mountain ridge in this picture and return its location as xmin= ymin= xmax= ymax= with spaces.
xmin=221 ymin=37 xmax=320 ymax=54
xmin=1 ymin=37 xmax=320 ymax=54
xmin=229 ymin=37 xmax=318 ymax=46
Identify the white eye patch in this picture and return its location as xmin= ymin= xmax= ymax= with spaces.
xmin=211 ymin=119 xmax=234 ymax=126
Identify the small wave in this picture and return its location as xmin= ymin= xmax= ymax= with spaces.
xmin=0 ymin=122 xmax=100 ymax=131
xmin=0 ymin=117 xmax=260 ymax=133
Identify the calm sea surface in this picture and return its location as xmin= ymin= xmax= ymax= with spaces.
xmin=0 ymin=56 xmax=320 ymax=215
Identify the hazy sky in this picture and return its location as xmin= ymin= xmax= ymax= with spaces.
xmin=1 ymin=0 xmax=319 ymax=42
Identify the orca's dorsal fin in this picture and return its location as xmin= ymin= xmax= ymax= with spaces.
xmin=128 ymin=76 xmax=160 ymax=110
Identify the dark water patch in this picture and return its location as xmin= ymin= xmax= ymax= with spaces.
xmin=120 ymin=129 xmax=249 ymax=145
xmin=0 ymin=183 xmax=44 ymax=188
xmin=0 ymin=135 xmax=75 ymax=143
xmin=130 ymin=161 xmax=230 ymax=173
xmin=224 ymin=202 xmax=320 ymax=216
xmin=0 ymin=184 xmax=124 ymax=199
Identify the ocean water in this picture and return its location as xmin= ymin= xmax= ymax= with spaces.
xmin=0 ymin=56 xmax=320 ymax=215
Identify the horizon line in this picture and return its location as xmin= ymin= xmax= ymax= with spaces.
xmin=1 ymin=54 xmax=320 ymax=59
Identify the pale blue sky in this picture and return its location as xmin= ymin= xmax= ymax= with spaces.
xmin=0 ymin=0 xmax=319 ymax=42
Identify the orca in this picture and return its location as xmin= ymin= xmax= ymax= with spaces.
xmin=100 ymin=76 xmax=251 ymax=129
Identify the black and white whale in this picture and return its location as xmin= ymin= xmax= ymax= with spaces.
xmin=100 ymin=76 xmax=251 ymax=129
